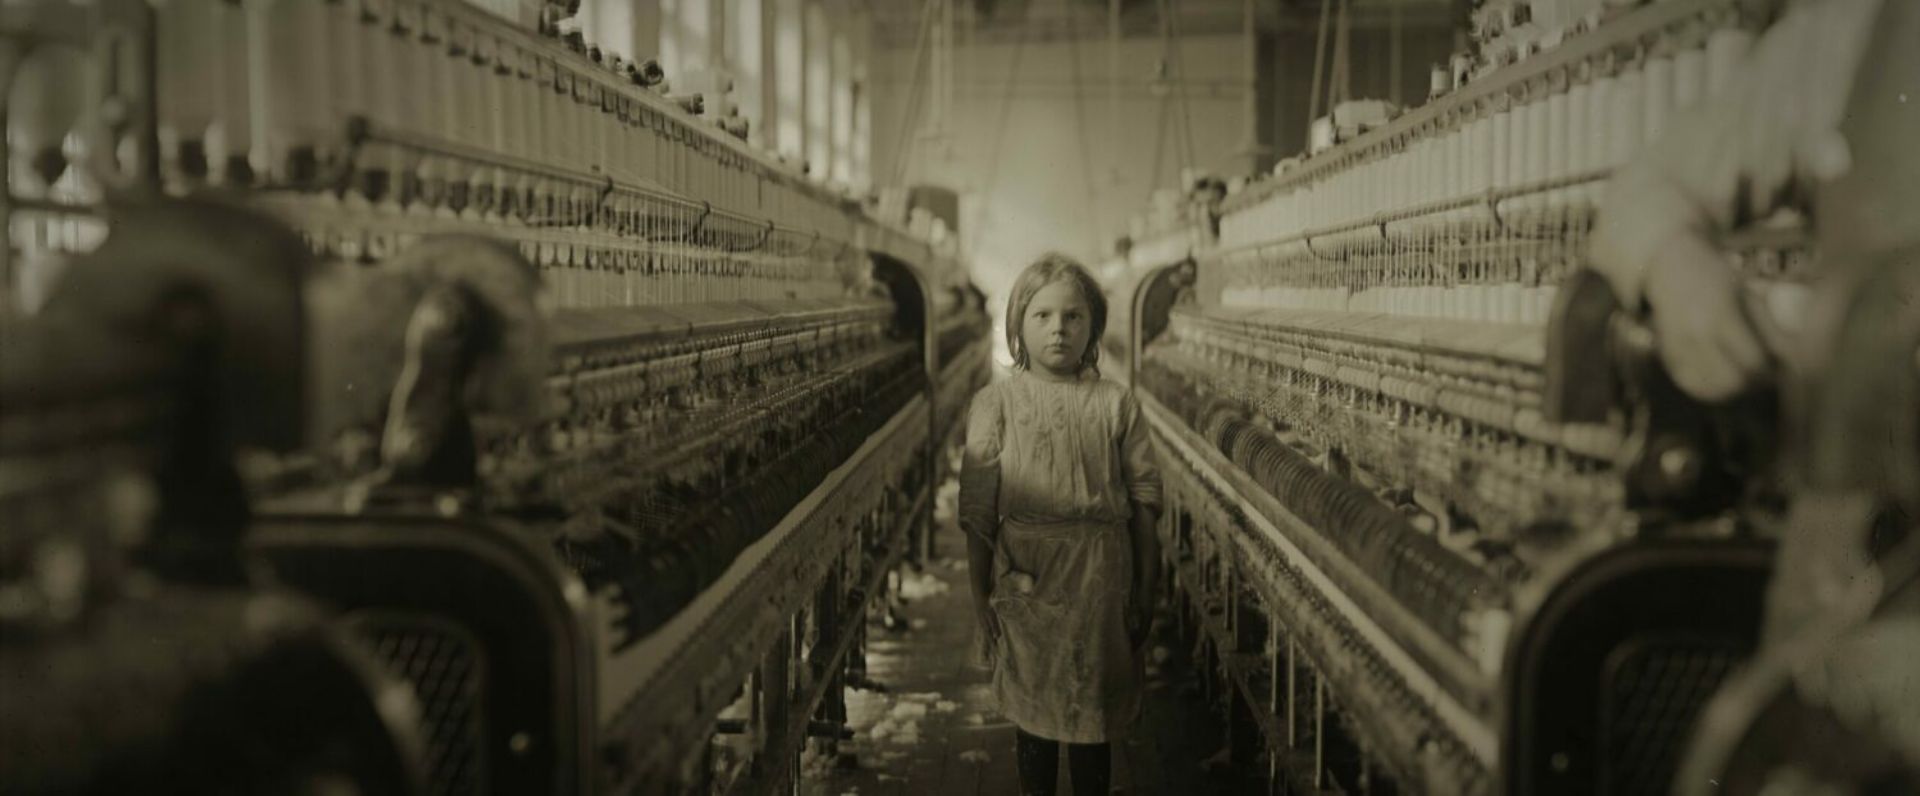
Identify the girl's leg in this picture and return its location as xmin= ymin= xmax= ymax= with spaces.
xmin=1065 ymin=742 xmax=1111 ymax=796
xmin=1015 ymin=729 xmax=1060 ymax=796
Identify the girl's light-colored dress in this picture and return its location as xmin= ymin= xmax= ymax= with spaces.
xmin=958 ymin=368 xmax=1162 ymax=744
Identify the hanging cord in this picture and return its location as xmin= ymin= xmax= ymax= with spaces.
xmin=1389 ymin=0 xmax=1403 ymax=106
xmin=885 ymin=0 xmax=939 ymax=189
xmin=1064 ymin=22 xmax=1102 ymax=255
xmin=1331 ymin=0 xmax=1352 ymax=107
xmin=1145 ymin=86 xmax=1170 ymax=205
xmin=1171 ymin=0 xmax=1198 ymax=172
xmin=1305 ymin=0 xmax=1333 ymax=145
xmin=1142 ymin=0 xmax=1175 ymax=202
xmin=1156 ymin=0 xmax=1199 ymax=175
xmin=964 ymin=10 xmax=1031 ymax=256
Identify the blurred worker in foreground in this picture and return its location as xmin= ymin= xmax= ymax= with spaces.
xmin=1589 ymin=0 xmax=1899 ymax=404
xmin=1592 ymin=0 xmax=1920 ymax=787
xmin=1590 ymin=0 xmax=1918 ymax=632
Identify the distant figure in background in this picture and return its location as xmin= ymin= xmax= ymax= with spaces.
xmin=959 ymin=254 xmax=1163 ymax=796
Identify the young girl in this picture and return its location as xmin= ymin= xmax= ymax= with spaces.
xmin=960 ymin=253 xmax=1163 ymax=796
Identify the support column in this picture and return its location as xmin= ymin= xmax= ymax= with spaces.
xmin=804 ymin=0 xmax=833 ymax=179
xmin=754 ymin=0 xmax=779 ymax=151
xmin=831 ymin=28 xmax=852 ymax=187
xmin=851 ymin=16 xmax=872 ymax=193
xmin=577 ymin=0 xmax=635 ymax=61
xmin=774 ymin=0 xmax=805 ymax=160
xmin=634 ymin=2 xmax=662 ymax=59
xmin=730 ymin=0 xmax=769 ymax=146
xmin=813 ymin=557 xmax=848 ymax=752
xmin=662 ymin=0 xmax=728 ymax=100
xmin=755 ymin=622 xmax=795 ymax=789
xmin=1225 ymin=0 xmax=1275 ymax=177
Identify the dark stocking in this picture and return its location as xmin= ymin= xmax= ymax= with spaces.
xmin=1016 ymin=729 xmax=1059 ymax=796
xmin=1016 ymin=730 xmax=1112 ymax=796
xmin=1065 ymin=741 xmax=1112 ymax=795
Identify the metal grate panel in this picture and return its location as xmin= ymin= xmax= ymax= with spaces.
xmin=353 ymin=615 xmax=487 ymax=796
xmin=1601 ymin=639 xmax=1742 ymax=795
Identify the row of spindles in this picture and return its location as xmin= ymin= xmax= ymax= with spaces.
xmin=1216 ymin=4 xmax=1760 ymax=326
xmin=151 ymin=0 xmax=836 ymax=227
xmin=526 ymin=245 xmax=843 ymax=309
xmin=290 ymin=191 xmax=841 ymax=309
xmin=1224 ymin=283 xmax=1563 ymax=326
xmin=6 ymin=0 xmax=888 ymax=314
xmin=534 ymin=320 xmax=886 ymax=466
xmin=5 ymin=39 xmax=108 ymax=317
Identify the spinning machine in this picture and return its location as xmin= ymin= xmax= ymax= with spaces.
xmin=0 ymin=2 xmax=990 ymax=794
xmin=1109 ymin=0 xmax=1833 ymax=793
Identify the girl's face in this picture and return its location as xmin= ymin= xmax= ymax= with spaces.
xmin=1021 ymin=279 xmax=1092 ymax=377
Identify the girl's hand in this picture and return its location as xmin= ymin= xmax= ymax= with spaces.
xmin=1125 ymin=593 xmax=1152 ymax=650
xmin=974 ymin=596 xmax=1001 ymax=642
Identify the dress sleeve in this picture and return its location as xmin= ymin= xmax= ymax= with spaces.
xmin=1119 ymin=394 xmax=1162 ymax=512
xmin=957 ymin=386 xmax=1004 ymax=542
xmin=1588 ymin=0 xmax=1879 ymax=309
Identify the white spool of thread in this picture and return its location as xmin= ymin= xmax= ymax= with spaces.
xmin=1673 ymin=43 xmax=1706 ymax=112
xmin=1705 ymin=26 xmax=1754 ymax=99
xmin=1510 ymin=94 xmax=1533 ymax=200
xmin=536 ymin=57 xmax=563 ymax=200
xmin=207 ymin=0 xmax=256 ymax=185
xmin=1491 ymin=104 xmax=1511 ymax=193
xmin=1546 ymin=81 xmax=1568 ymax=188
xmin=155 ymin=0 xmax=222 ymax=183
xmin=1642 ymin=50 xmax=1675 ymax=143
xmin=1608 ymin=64 xmax=1643 ymax=169
xmin=1469 ymin=112 xmax=1492 ymax=195
xmin=1586 ymin=66 xmax=1614 ymax=213
xmin=1442 ymin=125 xmax=1461 ymax=208
xmin=1522 ymin=88 xmax=1549 ymax=213
xmin=1495 ymin=279 xmax=1517 ymax=326
xmin=1567 ymin=76 xmax=1592 ymax=202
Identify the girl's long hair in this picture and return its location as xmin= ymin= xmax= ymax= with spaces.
xmin=1005 ymin=252 xmax=1107 ymax=375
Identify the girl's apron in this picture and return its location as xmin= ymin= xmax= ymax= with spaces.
xmin=970 ymin=517 xmax=1143 ymax=744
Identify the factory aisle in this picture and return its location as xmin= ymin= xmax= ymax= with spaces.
xmin=800 ymin=482 xmax=1264 ymax=796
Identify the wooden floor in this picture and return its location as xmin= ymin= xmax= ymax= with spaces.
xmin=800 ymin=484 xmax=1265 ymax=796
